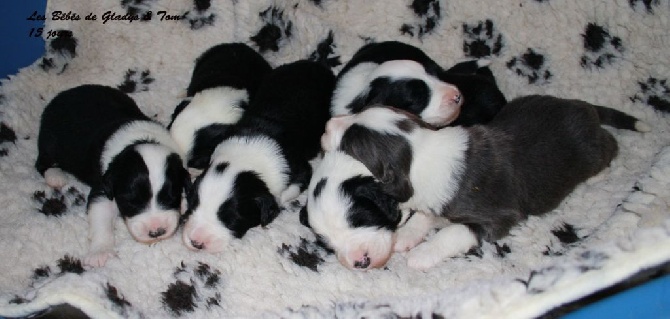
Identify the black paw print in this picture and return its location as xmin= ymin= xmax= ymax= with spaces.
xmin=507 ymin=48 xmax=552 ymax=85
xmin=39 ymin=30 xmax=77 ymax=74
xmin=629 ymin=0 xmax=660 ymax=13
xmin=631 ymin=77 xmax=670 ymax=113
xmin=33 ymin=187 xmax=86 ymax=217
xmin=118 ymin=69 xmax=155 ymax=93
xmin=250 ymin=6 xmax=293 ymax=53
xmin=0 ymin=122 xmax=17 ymax=157
xmin=463 ymin=19 xmax=504 ymax=58
xmin=183 ymin=0 xmax=215 ymax=30
xmin=400 ymin=0 xmax=441 ymax=38
xmin=308 ymin=31 xmax=341 ymax=69
xmin=580 ymin=23 xmax=623 ymax=69
xmin=278 ymin=237 xmax=331 ymax=271
xmin=161 ymin=261 xmax=223 ymax=316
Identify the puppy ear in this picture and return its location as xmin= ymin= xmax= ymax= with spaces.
xmin=299 ymin=205 xmax=311 ymax=228
xmin=256 ymin=194 xmax=280 ymax=227
xmin=100 ymin=169 xmax=115 ymax=200
xmin=339 ymin=125 xmax=414 ymax=202
xmin=321 ymin=115 xmax=353 ymax=151
xmin=348 ymin=176 xmax=402 ymax=228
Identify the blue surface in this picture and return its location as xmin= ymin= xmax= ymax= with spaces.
xmin=564 ymin=274 xmax=670 ymax=319
xmin=0 ymin=1 xmax=47 ymax=79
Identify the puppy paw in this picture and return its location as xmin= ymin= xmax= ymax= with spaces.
xmin=44 ymin=168 xmax=68 ymax=189
xmin=83 ymin=249 xmax=116 ymax=268
xmin=394 ymin=229 xmax=425 ymax=252
xmin=406 ymin=242 xmax=443 ymax=270
xmin=280 ymin=184 xmax=301 ymax=204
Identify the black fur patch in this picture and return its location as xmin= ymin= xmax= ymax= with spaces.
xmin=183 ymin=0 xmax=216 ymax=30
xmin=580 ymin=23 xmax=623 ymax=69
xmin=629 ymin=0 xmax=660 ymax=13
xmin=250 ymin=7 xmax=293 ymax=52
xmin=308 ymin=31 xmax=341 ymax=68
xmin=162 ymin=280 xmax=197 ymax=315
xmin=278 ymin=237 xmax=326 ymax=271
xmin=40 ymin=30 xmax=77 ymax=73
xmin=214 ymin=162 xmax=229 ymax=173
xmin=106 ymin=283 xmax=132 ymax=309
xmin=506 ymin=48 xmax=552 ymax=84
xmin=631 ymin=77 xmax=670 ymax=113
xmin=463 ymin=19 xmax=504 ymax=58
xmin=57 ymin=255 xmax=85 ymax=274
xmin=552 ymin=223 xmax=581 ymax=244
xmin=312 ymin=178 xmax=327 ymax=198
xmin=400 ymin=0 xmax=441 ymax=38
xmin=118 ymin=69 xmax=155 ymax=93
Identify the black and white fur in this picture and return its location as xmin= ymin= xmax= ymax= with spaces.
xmin=331 ymin=41 xmax=506 ymax=127
xmin=309 ymin=96 xmax=650 ymax=270
xmin=167 ymin=43 xmax=272 ymax=170
xmin=35 ymin=85 xmax=190 ymax=267
xmin=182 ymin=60 xmax=335 ymax=253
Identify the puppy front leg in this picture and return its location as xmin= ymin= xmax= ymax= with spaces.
xmin=84 ymin=192 xmax=118 ymax=267
xmin=406 ymin=223 xmax=478 ymax=270
xmin=394 ymin=211 xmax=434 ymax=252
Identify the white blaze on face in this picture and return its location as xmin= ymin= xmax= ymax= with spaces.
xmin=125 ymin=144 xmax=180 ymax=244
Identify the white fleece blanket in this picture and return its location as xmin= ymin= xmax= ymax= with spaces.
xmin=0 ymin=0 xmax=669 ymax=318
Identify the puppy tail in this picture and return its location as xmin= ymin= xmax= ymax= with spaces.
xmin=594 ymin=105 xmax=651 ymax=132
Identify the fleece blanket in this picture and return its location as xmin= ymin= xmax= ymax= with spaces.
xmin=0 ymin=0 xmax=669 ymax=318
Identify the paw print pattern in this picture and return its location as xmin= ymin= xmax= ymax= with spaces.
xmin=161 ymin=261 xmax=223 ymax=316
xmin=250 ymin=7 xmax=293 ymax=53
xmin=631 ymin=77 xmax=670 ymax=113
xmin=308 ymin=31 xmax=341 ymax=69
xmin=278 ymin=237 xmax=330 ymax=271
xmin=33 ymin=187 xmax=86 ymax=217
xmin=629 ymin=0 xmax=660 ymax=13
xmin=117 ymin=69 xmax=155 ymax=93
xmin=507 ymin=48 xmax=552 ymax=85
xmin=462 ymin=19 xmax=504 ymax=58
xmin=580 ymin=23 xmax=623 ymax=69
xmin=183 ymin=0 xmax=216 ymax=30
xmin=0 ymin=122 xmax=17 ymax=157
xmin=39 ymin=30 xmax=77 ymax=74
xmin=400 ymin=0 xmax=441 ymax=38
xmin=121 ymin=0 xmax=155 ymax=17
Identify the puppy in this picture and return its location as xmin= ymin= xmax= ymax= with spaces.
xmin=308 ymin=95 xmax=649 ymax=270
xmin=330 ymin=41 xmax=506 ymax=127
xmin=167 ymin=43 xmax=272 ymax=169
xmin=182 ymin=60 xmax=335 ymax=253
xmin=36 ymin=84 xmax=190 ymax=267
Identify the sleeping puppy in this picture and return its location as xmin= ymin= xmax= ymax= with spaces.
xmin=36 ymin=84 xmax=190 ymax=267
xmin=182 ymin=60 xmax=335 ymax=253
xmin=167 ymin=43 xmax=272 ymax=170
xmin=308 ymin=95 xmax=650 ymax=270
xmin=330 ymin=40 xmax=506 ymax=127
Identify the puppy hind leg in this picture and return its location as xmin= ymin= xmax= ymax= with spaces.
xmin=406 ymin=223 xmax=478 ymax=270
xmin=84 ymin=192 xmax=119 ymax=267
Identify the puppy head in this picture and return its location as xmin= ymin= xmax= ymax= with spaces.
xmin=300 ymin=151 xmax=401 ymax=270
xmin=181 ymin=162 xmax=279 ymax=253
xmin=322 ymin=107 xmax=426 ymax=202
xmin=103 ymin=143 xmax=190 ymax=244
xmin=352 ymin=60 xmax=462 ymax=127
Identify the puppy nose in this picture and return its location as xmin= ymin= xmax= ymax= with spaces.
xmin=191 ymin=240 xmax=205 ymax=250
xmin=453 ymin=94 xmax=462 ymax=105
xmin=148 ymin=228 xmax=166 ymax=238
xmin=353 ymin=254 xmax=371 ymax=269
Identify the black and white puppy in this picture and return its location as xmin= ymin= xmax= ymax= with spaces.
xmin=167 ymin=43 xmax=273 ymax=170
xmin=308 ymin=96 xmax=650 ymax=270
xmin=182 ymin=60 xmax=335 ymax=253
xmin=36 ymin=84 xmax=190 ymax=267
xmin=330 ymin=41 xmax=506 ymax=127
